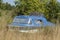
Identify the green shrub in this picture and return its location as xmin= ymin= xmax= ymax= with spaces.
xmin=0 ymin=12 xmax=2 ymax=16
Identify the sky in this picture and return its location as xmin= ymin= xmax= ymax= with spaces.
xmin=58 ymin=0 xmax=60 ymax=2
xmin=3 ymin=0 xmax=15 ymax=5
xmin=3 ymin=0 xmax=60 ymax=6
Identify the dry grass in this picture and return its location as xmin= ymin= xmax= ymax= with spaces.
xmin=0 ymin=11 xmax=60 ymax=40
xmin=0 ymin=25 xmax=60 ymax=40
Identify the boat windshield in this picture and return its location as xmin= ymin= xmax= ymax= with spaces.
xmin=13 ymin=18 xmax=29 ymax=24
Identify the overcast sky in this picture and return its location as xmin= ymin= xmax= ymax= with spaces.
xmin=3 ymin=0 xmax=60 ymax=6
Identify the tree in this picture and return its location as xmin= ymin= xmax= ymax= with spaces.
xmin=0 ymin=2 xmax=15 ymax=10
xmin=0 ymin=0 xmax=2 ymax=9
xmin=44 ymin=0 xmax=60 ymax=23
xmin=0 ymin=0 xmax=2 ymax=3
xmin=15 ymin=0 xmax=49 ymax=15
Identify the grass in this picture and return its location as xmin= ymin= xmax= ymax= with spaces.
xmin=0 ymin=10 xmax=60 ymax=40
xmin=0 ymin=25 xmax=60 ymax=40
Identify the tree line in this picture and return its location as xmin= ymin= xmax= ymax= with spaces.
xmin=0 ymin=0 xmax=60 ymax=23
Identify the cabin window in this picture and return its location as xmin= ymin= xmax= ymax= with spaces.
xmin=35 ymin=19 xmax=42 ymax=24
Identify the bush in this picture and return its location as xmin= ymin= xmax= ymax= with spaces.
xmin=0 ymin=12 xmax=2 ymax=16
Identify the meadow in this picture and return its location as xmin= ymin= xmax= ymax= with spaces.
xmin=0 ymin=10 xmax=60 ymax=40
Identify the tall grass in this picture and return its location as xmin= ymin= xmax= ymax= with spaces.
xmin=0 ymin=11 xmax=60 ymax=40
